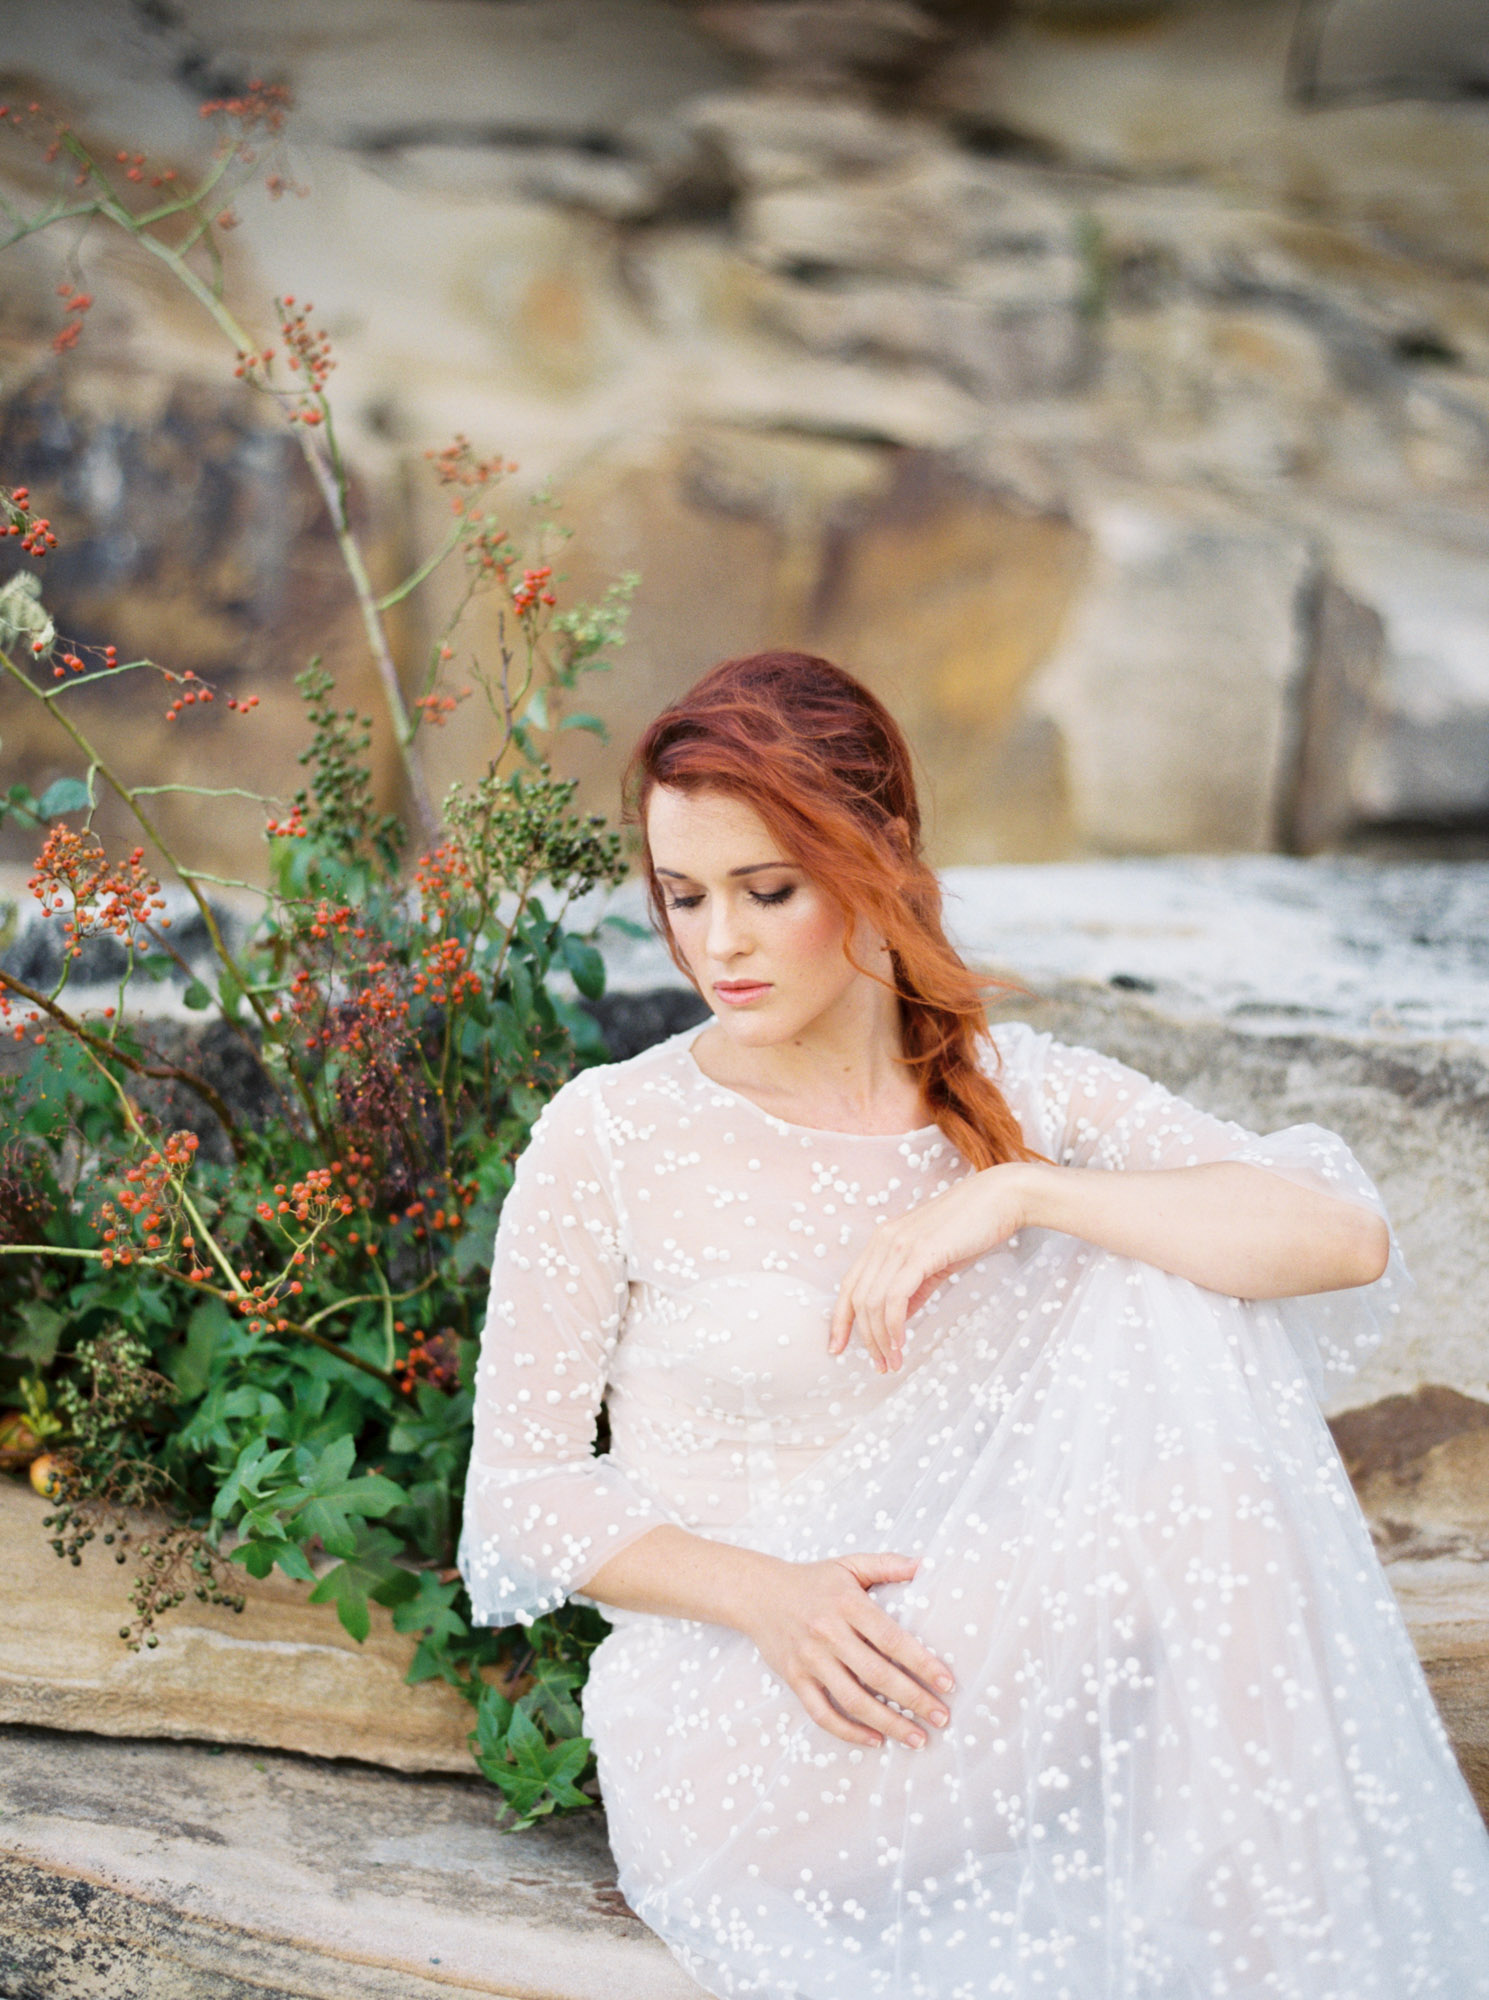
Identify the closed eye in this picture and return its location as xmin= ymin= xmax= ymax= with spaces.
xmin=664 ymin=884 xmax=797 ymax=911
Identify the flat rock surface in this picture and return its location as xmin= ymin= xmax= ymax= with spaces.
xmin=0 ymin=1725 xmax=705 ymax=2000
xmin=0 ymin=1479 xmax=477 ymax=1772
xmin=0 ymin=1557 xmax=1482 ymax=2000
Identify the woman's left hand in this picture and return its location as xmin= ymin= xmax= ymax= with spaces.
xmin=830 ymin=1165 xmax=1032 ymax=1374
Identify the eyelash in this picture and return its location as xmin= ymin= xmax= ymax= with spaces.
xmin=665 ymin=886 xmax=796 ymax=912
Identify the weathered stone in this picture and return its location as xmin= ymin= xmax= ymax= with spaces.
xmin=0 ymin=1479 xmax=481 ymax=1773
xmin=757 ymin=264 xmax=1087 ymax=397
xmin=740 ymin=154 xmax=1004 ymax=280
xmin=0 ymin=1726 xmax=705 ymax=1999
xmin=0 ymin=371 xmax=402 ymax=884
xmin=1025 ymin=497 xmax=1317 ymax=853
xmin=1329 ymin=1386 xmax=1489 ymax=1561
xmin=4 ymin=0 xmax=1489 ymax=879
xmin=1375 ymin=1557 xmax=1489 ymax=1821
xmin=1324 ymin=520 xmax=1489 ymax=827
xmin=695 ymin=1 xmax=947 ymax=92
xmin=1284 ymin=574 xmax=1387 ymax=855
xmin=922 ymin=0 xmax=1489 ymax=273
xmin=688 ymin=90 xmax=926 ymax=187
xmin=1331 ymin=1385 xmax=1489 ymax=1486
xmin=413 ymin=434 xmax=1087 ymax=866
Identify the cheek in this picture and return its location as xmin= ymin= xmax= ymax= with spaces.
xmin=777 ymin=896 xmax=850 ymax=976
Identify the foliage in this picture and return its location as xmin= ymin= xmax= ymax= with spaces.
xmin=0 ymin=89 xmax=637 ymax=1825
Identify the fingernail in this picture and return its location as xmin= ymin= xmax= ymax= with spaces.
xmin=908 ymin=1730 xmax=926 ymax=1749
xmin=930 ymin=1709 xmax=948 ymax=1728
xmin=935 ymin=1675 xmax=955 ymax=1694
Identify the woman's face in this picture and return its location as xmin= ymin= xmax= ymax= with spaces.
xmin=646 ymin=785 xmax=882 ymax=1048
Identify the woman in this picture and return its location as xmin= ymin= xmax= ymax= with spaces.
xmin=459 ymin=651 xmax=1489 ymax=1997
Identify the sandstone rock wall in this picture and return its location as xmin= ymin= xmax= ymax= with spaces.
xmin=0 ymin=0 xmax=1486 ymax=870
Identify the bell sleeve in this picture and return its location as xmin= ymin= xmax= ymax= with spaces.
xmin=457 ymin=1070 xmax=671 ymax=1627
xmin=999 ymin=1023 xmax=1409 ymax=1402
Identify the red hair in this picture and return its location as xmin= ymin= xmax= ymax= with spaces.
xmin=622 ymin=651 xmax=1038 ymax=1170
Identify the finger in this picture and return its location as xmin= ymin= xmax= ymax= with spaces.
xmin=853 ymin=1244 xmax=904 ymax=1372
xmin=837 ymin=1550 xmax=918 ymax=1585
xmin=795 ymin=1676 xmax=884 ymax=1749
xmin=855 ymin=1598 xmax=957 ymax=1697
xmin=818 ymin=1661 xmax=928 ymax=1749
xmin=838 ymin=1631 xmax=951 ymax=1729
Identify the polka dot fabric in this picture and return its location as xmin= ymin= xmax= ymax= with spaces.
xmin=459 ymin=1022 xmax=1489 ymax=1998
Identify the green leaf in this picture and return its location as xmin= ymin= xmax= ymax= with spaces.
xmin=285 ymin=1435 xmax=407 ymax=1557
xmin=38 ymin=777 xmax=90 ymax=819
xmin=308 ymin=1525 xmax=421 ymax=1643
xmin=233 ymin=1534 xmax=316 ymax=1583
xmin=559 ymin=935 xmax=605 ymax=1001
xmin=182 ymin=979 xmax=212 ymax=1011
xmin=557 ymin=711 xmax=608 ymax=741
xmin=391 ymin=1569 xmax=469 ymax=1646
xmin=10 ymin=1301 xmax=65 ymax=1367
xmin=169 ymin=1296 xmax=235 ymax=1400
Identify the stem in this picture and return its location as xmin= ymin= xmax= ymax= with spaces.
xmin=297 ymin=434 xmax=439 ymax=842
xmin=97 ymin=201 xmax=435 ymax=837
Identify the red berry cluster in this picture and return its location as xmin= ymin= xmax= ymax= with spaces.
xmin=276 ymin=295 xmax=334 ymax=422
xmin=199 ymin=80 xmax=291 ymax=135
xmin=4 ymin=487 xmax=56 ymax=557
xmin=29 ymin=828 xmax=168 ymax=958
xmin=512 ymin=565 xmax=556 ymax=616
xmin=393 ymin=1328 xmax=460 ymax=1397
xmin=97 ymin=1131 xmax=205 ymax=1276
xmin=413 ymin=689 xmax=471 ymax=728
xmin=163 ymin=669 xmax=217 ymax=722
xmin=52 ymin=282 xmax=93 ymax=355
xmin=265 ymin=802 xmax=307 ymax=839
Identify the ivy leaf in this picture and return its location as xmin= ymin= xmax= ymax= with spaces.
xmin=233 ymin=1534 xmax=317 ymax=1583
xmin=391 ymin=1569 xmax=469 ymax=1648
xmin=559 ymin=934 xmax=605 ymax=1001
xmin=307 ymin=1524 xmax=420 ymax=1644
xmin=168 ymin=1296 xmax=235 ymax=1400
xmin=37 ymin=776 xmax=91 ymax=819
xmin=182 ymin=979 xmax=212 ymax=1011
xmin=11 ymin=1301 xmax=65 ymax=1367
xmin=289 ymin=1433 xmax=406 ymax=1558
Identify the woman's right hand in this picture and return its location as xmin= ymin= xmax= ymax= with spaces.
xmin=740 ymin=1551 xmax=955 ymax=1750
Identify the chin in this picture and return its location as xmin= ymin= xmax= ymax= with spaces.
xmin=705 ymin=994 xmax=812 ymax=1046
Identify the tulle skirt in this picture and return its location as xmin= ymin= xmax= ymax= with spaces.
xmin=583 ymin=1231 xmax=1489 ymax=1999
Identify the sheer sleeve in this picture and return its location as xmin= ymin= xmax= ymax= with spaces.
xmin=992 ymin=1022 xmax=1409 ymax=1401
xmin=456 ymin=1071 xmax=670 ymax=1627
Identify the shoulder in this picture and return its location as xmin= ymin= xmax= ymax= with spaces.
xmin=545 ymin=1025 xmax=700 ymax=1139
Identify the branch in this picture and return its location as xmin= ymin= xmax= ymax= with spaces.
xmin=0 ymin=968 xmax=247 ymax=1160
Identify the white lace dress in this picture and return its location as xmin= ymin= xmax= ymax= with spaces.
xmin=458 ymin=1021 xmax=1489 ymax=1998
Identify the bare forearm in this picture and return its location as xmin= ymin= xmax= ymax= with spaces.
xmin=1012 ymin=1160 xmax=1390 ymax=1299
xmin=583 ymin=1523 xmax=783 ymax=1631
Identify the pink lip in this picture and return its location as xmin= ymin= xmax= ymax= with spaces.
xmin=714 ymin=981 xmax=772 ymax=1006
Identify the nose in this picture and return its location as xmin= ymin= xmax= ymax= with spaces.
xmin=704 ymin=892 xmax=752 ymax=965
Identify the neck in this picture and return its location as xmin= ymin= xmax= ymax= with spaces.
xmin=695 ymin=981 xmax=928 ymax=1135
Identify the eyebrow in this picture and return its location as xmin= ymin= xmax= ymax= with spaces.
xmin=653 ymin=862 xmax=798 ymax=880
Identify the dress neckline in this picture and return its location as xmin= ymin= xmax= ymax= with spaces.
xmin=681 ymin=1024 xmax=944 ymax=1144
